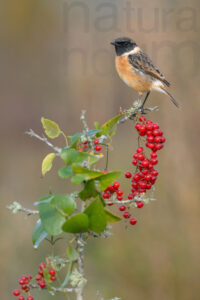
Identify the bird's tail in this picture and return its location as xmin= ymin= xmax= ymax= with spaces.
xmin=160 ymin=87 xmax=179 ymax=108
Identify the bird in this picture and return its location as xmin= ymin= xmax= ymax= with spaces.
xmin=111 ymin=37 xmax=179 ymax=110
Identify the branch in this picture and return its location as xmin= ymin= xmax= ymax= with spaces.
xmin=118 ymin=103 xmax=159 ymax=125
xmin=25 ymin=129 xmax=61 ymax=153
xmin=7 ymin=202 xmax=39 ymax=216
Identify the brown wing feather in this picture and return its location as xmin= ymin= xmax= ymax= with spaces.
xmin=128 ymin=52 xmax=170 ymax=87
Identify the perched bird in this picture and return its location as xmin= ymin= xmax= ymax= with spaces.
xmin=111 ymin=37 xmax=178 ymax=109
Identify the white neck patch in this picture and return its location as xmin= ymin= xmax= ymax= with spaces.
xmin=120 ymin=46 xmax=140 ymax=56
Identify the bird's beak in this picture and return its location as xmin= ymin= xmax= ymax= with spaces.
xmin=110 ymin=41 xmax=115 ymax=46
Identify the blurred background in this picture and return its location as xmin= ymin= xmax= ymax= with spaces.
xmin=1 ymin=0 xmax=200 ymax=299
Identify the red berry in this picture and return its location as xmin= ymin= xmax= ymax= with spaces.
xmin=142 ymin=169 xmax=148 ymax=175
xmin=152 ymin=129 xmax=160 ymax=136
xmin=151 ymin=158 xmax=158 ymax=165
xmin=135 ymin=123 xmax=141 ymax=130
xmin=116 ymin=189 xmax=123 ymax=196
xmin=19 ymin=279 xmax=25 ymax=285
xmin=146 ymin=123 xmax=153 ymax=131
xmin=125 ymin=171 xmax=132 ymax=178
xmin=152 ymin=123 xmax=159 ymax=129
xmin=139 ymin=116 xmax=146 ymax=122
xmin=137 ymin=201 xmax=144 ymax=208
xmin=160 ymin=136 xmax=166 ymax=143
xmin=133 ymin=153 xmax=138 ymax=159
xmin=151 ymin=152 xmax=157 ymax=158
xmin=152 ymin=170 xmax=159 ymax=176
xmin=142 ymin=160 xmax=149 ymax=167
xmin=95 ymin=145 xmax=102 ymax=151
xmin=148 ymin=163 xmax=153 ymax=170
xmin=108 ymin=185 xmax=115 ymax=193
xmin=123 ymin=211 xmax=131 ymax=219
xmin=139 ymin=131 xmax=146 ymax=136
xmin=20 ymin=276 xmax=27 ymax=282
xmin=133 ymin=174 xmax=140 ymax=181
xmin=21 ymin=286 xmax=28 ymax=291
xmin=83 ymin=144 xmax=88 ymax=149
xmin=39 ymin=263 xmax=46 ymax=270
xmin=146 ymin=183 xmax=152 ymax=189
xmin=128 ymin=193 xmax=133 ymax=199
xmin=130 ymin=218 xmax=137 ymax=225
xmin=49 ymin=269 xmax=56 ymax=276
xmin=145 ymin=174 xmax=151 ymax=181
xmin=113 ymin=181 xmax=120 ymax=189
xmin=139 ymin=125 xmax=146 ymax=132
xmin=38 ymin=280 xmax=46 ymax=288
xmin=137 ymin=153 xmax=145 ymax=161
xmin=117 ymin=195 xmax=123 ymax=201
xmin=154 ymin=136 xmax=160 ymax=143
xmin=50 ymin=275 xmax=57 ymax=281
xmin=36 ymin=275 xmax=41 ymax=281
xmin=18 ymin=296 xmax=25 ymax=300
xmin=108 ymin=202 xmax=113 ymax=206
xmin=136 ymin=147 xmax=143 ymax=153
xmin=132 ymin=159 xmax=137 ymax=166
xmin=132 ymin=182 xmax=138 ymax=188
xmin=119 ymin=205 xmax=126 ymax=211
xmin=139 ymin=181 xmax=146 ymax=189
xmin=38 ymin=270 xmax=43 ymax=276
xmin=146 ymin=136 xmax=154 ymax=143
xmin=146 ymin=131 xmax=153 ymax=136
xmin=13 ymin=290 xmax=20 ymax=296
xmin=146 ymin=143 xmax=154 ymax=149
xmin=94 ymin=139 xmax=99 ymax=145
xmin=155 ymin=143 xmax=163 ymax=150
xmin=77 ymin=148 xmax=83 ymax=152
xmin=102 ymin=192 xmax=110 ymax=199
xmin=27 ymin=297 xmax=34 ymax=300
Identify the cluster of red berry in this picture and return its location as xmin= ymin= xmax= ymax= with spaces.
xmin=129 ymin=116 xmax=165 ymax=196
xmin=78 ymin=138 xmax=102 ymax=152
xmin=36 ymin=262 xmax=56 ymax=288
xmin=12 ymin=262 xmax=56 ymax=299
xmin=102 ymin=181 xmax=137 ymax=226
xmin=13 ymin=274 xmax=33 ymax=300
xmin=103 ymin=116 xmax=165 ymax=226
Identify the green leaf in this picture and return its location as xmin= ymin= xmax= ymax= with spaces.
xmin=67 ymin=245 xmax=79 ymax=262
xmin=104 ymin=209 xmax=122 ymax=223
xmin=72 ymin=164 xmax=103 ymax=181
xmin=42 ymin=153 xmax=56 ymax=176
xmin=98 ymin=171 xmax=122 ymax=191
xmin=94 ymin=122 xmax=101 ymax=129
xmin=51 ymin=194 xmax=76 ymax=216
xmin=62 ymin=213 xmax=89 ymax=233
xmin=32 ymin=219 xmax=48 ymax=249
xmin=60 ymin=149 xmax=99 ymax=166
xmin=39 ymin=195 xmax=66 ymax=236
xmin=84 ymin=198 xmax=107 ymax=233
xmin=41 ymin=117 xmax=61 ymax=139
xmin=78 ymin=180 xmax=98 ymax=200
xmin=58 ymin=165 xmax=73 ymax=179
xmin=98 ymin=114 xmax=122 ymax=137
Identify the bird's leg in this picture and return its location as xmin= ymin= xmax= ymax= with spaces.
xmin=139 ymin=91 xmax=150 ymax=114
xmin=133 ymin=93 xmax=143 ymax=108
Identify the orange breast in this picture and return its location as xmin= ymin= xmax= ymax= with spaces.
xmin=115 ymin=55 xmax=152 ymax=93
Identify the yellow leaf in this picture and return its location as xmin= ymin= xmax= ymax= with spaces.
xmin=42 ymin=153 xmax=56 ymax=176
xmin=41 ymin=117 xmax=61 ymax=139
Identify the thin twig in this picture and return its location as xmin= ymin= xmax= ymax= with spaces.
xmin=7 ymin=202 xmax=39 ymax=216
xmin=26 ymin=129 xmax=61 ymax=153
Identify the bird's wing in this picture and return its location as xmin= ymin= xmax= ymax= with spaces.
xmin=128 ymin=51 xmax=170 ymax=87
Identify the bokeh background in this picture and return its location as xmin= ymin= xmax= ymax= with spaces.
xmin=1 ymin=0 xmax=200 ymax=299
